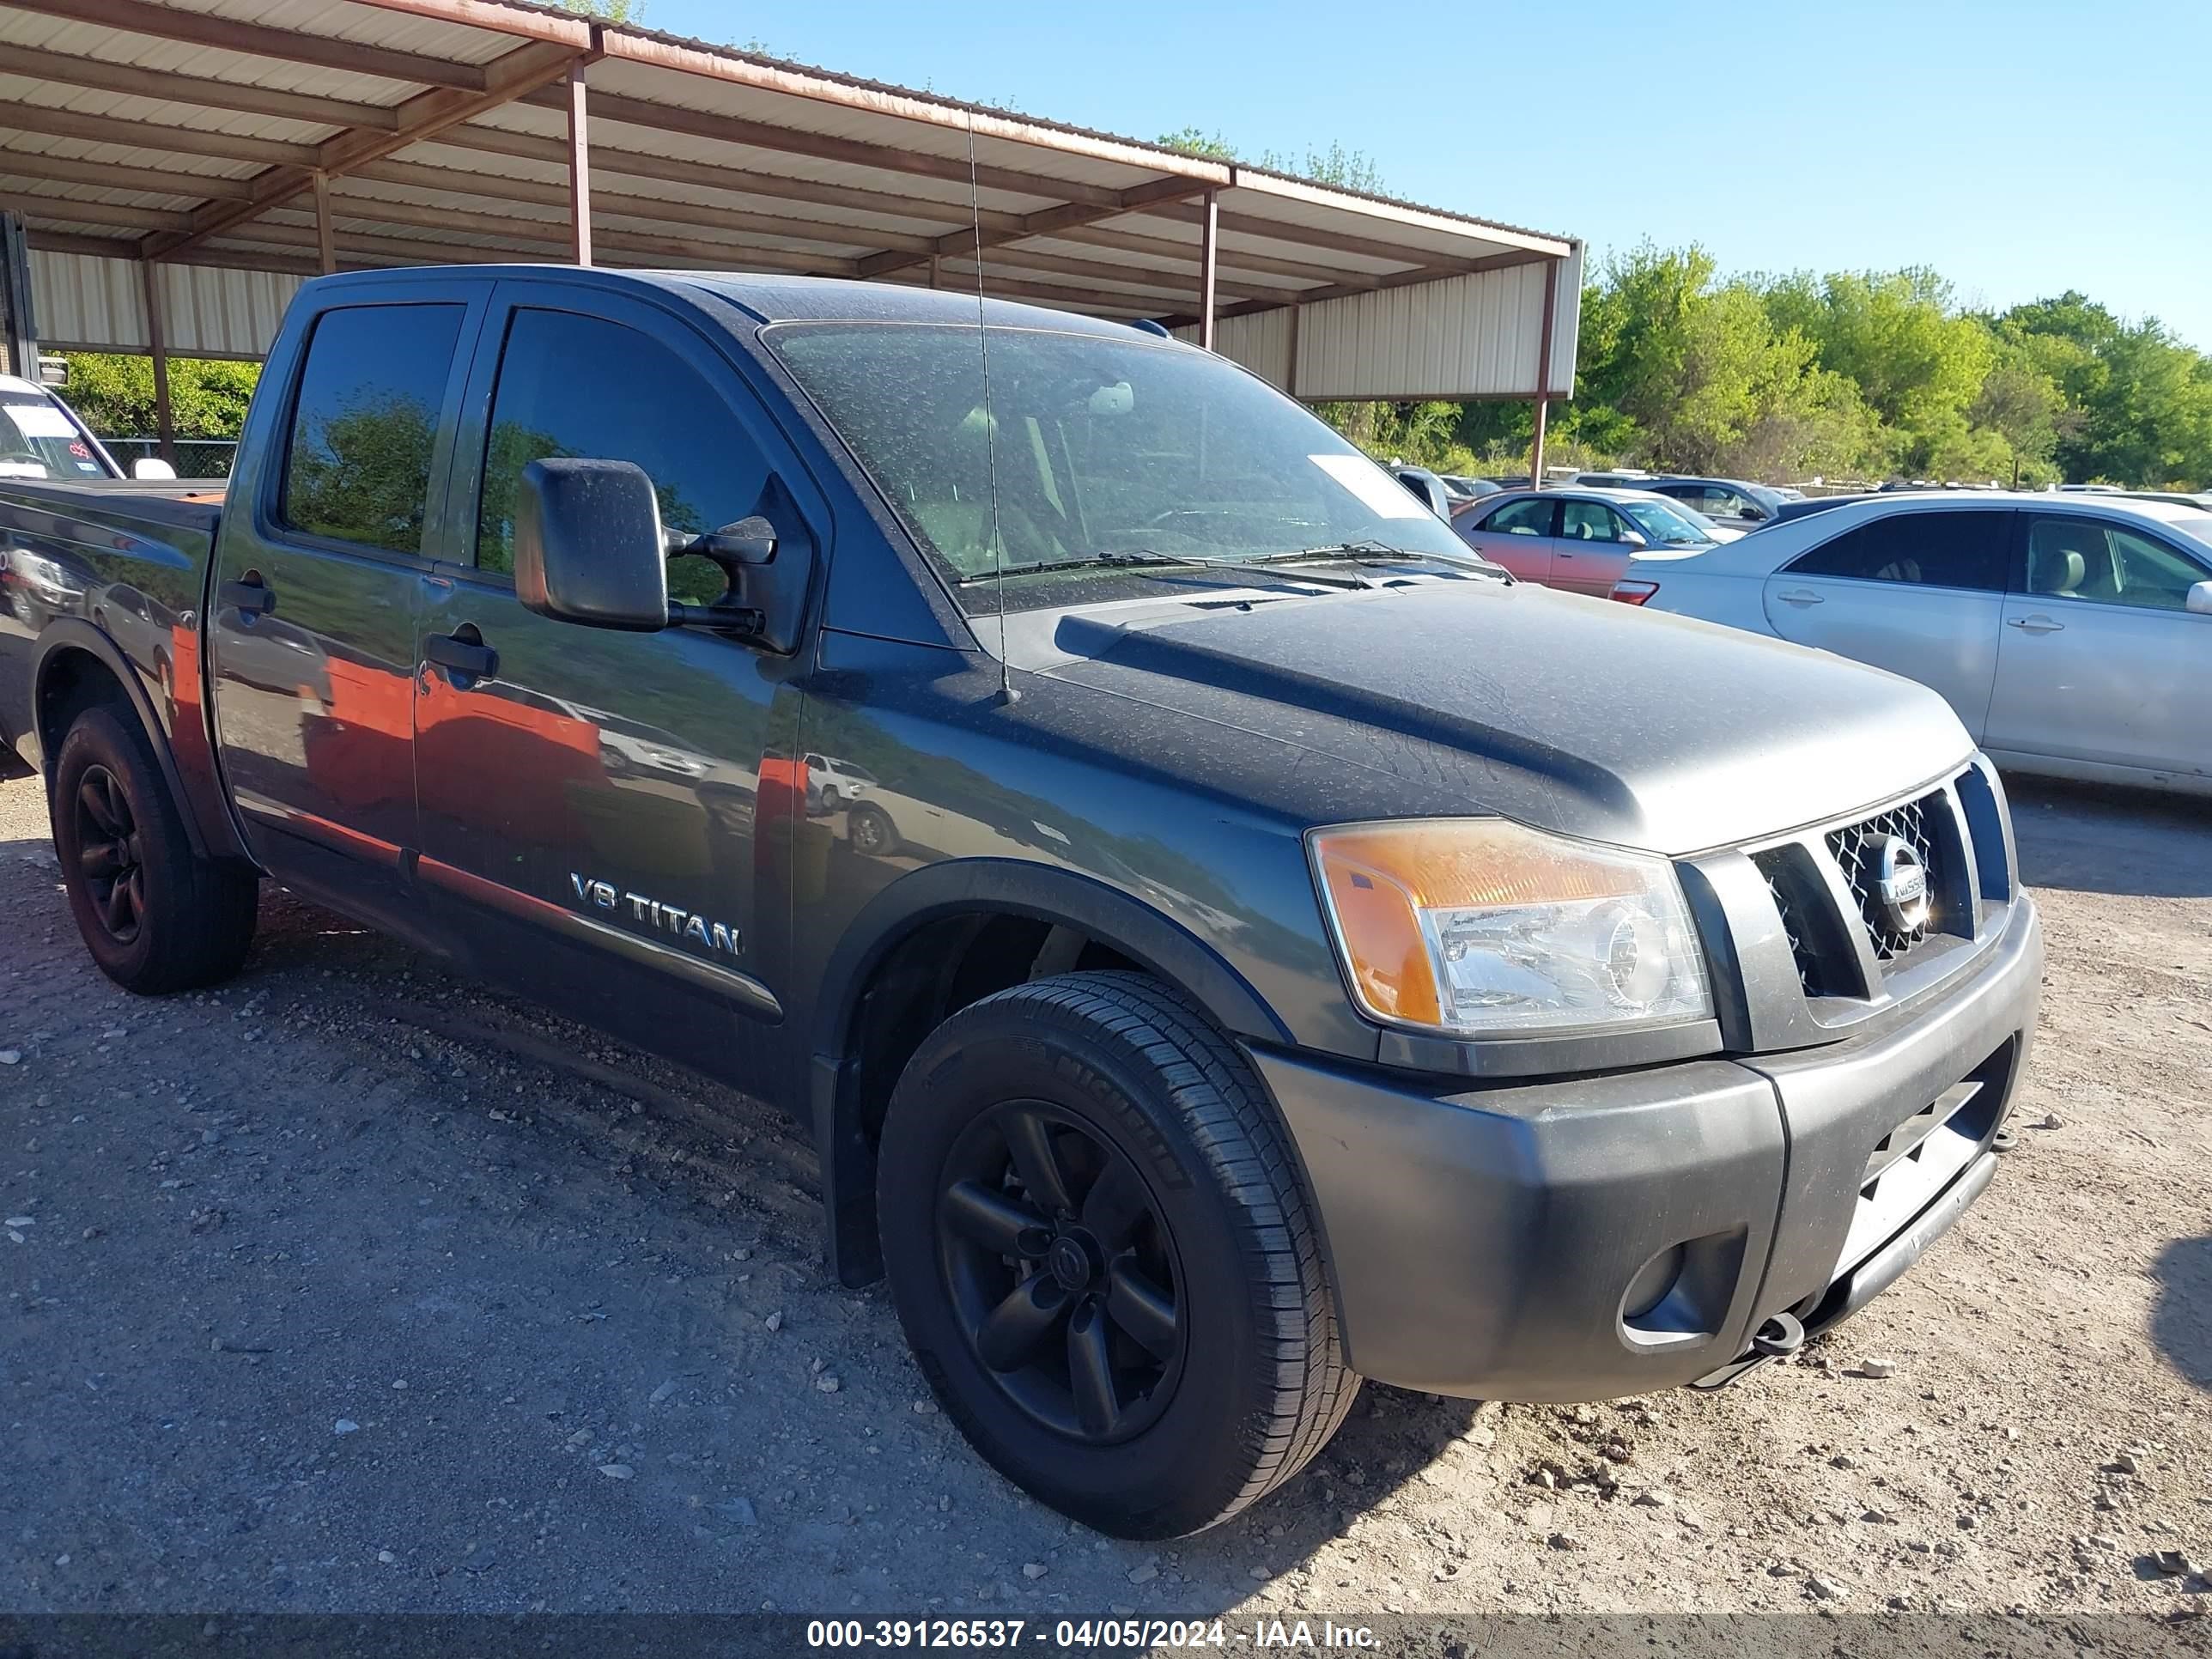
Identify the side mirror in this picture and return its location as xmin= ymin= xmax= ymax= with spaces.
xmin=1620 ymin=529 xmax=1649 ymax=549
xmin=131 ymin=458 xmax=177 ymax=480
xmin=2188 ymin=580 xmax=2212 ymax=617
xmin=514 ymin=458 xmax=668 ymax=632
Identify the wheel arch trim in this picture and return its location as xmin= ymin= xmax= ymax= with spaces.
xmin=805 ymin=858 xmax=1293 ymax=1286
xmin=812 ymin=858 xmax=1292 ymax=1063
xmin=32 ymin=622 xmax=222 ymax=861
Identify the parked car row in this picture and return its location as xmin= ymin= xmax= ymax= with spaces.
xmin=1610 ymin=492 xmax=2212 ymax=797
xmin=1574 ymin=472 xmax=1796 ymax=532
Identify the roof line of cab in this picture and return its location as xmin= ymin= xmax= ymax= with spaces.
xmin=298 ymin=263 xmax=1182 ymax=338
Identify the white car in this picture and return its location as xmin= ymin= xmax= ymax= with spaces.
xmin=0 ymin=374 xmax=128 ymax=480
xmin=804 ymin=752 xmax=879 ymax=813
xmin=1613 ymin=491 xmax=2212 ymax=796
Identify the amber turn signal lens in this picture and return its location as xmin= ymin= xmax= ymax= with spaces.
xmin=1309 ymin=819 xmax=1710 ymax=1037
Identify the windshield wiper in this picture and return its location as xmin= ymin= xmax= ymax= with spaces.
xmin=956 ymin=549 xmax=1373 ymax=590
xmin=952 ymin=550 xmax=1195 ymax=585
xmin=1254 ymin=540 xmax=1510 ymax=580
xmin=951 ymin=540 xmax=1504 ymax=592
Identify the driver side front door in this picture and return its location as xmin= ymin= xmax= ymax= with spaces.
xmin=411 ymin=282 xmax=823 ymax=1088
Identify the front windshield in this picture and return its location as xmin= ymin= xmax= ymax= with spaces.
xmin=0 ymin=392 xmax=117 ymax=480
xmin=770 ymin=322 xmax=1473 ymax=611
xmin=1619 ymin=499 xmax=1717 ymax=546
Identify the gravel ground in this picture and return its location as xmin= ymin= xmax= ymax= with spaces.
xmin=1 ymin=758 xmax=2208 ymax=1626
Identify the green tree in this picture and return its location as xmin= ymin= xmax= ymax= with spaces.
xmin=1431 ymin=250 xmax=2210 ymax=491
xmin=558 ymin=0 xmax=646 ymax=21
xmin=60 ymin=352 xmax=259 ymax=441
xmin=1763 ymin=269 xmax=1996 ymax=474
xmin=1154 ymin=125 xmax=1389 ymax=193
xmin=1156 ymin=127 xmax=1236 ymax=161
xmin=1255 ymin=141 xmax=1389 ymax=195
xmin=1996 ymin=294 xmax=2210 ymax=487
xmin=1968 ymin=362 xmax=2065 ymax=488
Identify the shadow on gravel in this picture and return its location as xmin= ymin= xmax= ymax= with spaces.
xmin=2148 ymin=1235 xmax=2211 ymax=1390
xmin=2005 ymin=776 xmax=2212 ymax=899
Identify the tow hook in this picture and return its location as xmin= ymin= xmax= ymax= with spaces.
xmin=1688 ymin=1310 xmax=1807 ymax=1390
xmin=1750 ymin=1310 xmax=1805 ymax=1358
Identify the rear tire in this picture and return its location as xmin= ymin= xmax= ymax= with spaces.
xmin=50 ymin=704 xmax=258 ymax=994
xmin=878 ymin=971 xmax=1356 ymax=1537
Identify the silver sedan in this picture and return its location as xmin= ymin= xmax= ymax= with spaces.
xmin=1617 ymin=492 xmax=2212 ymax=796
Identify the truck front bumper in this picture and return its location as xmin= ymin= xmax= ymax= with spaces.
xmin=1253 ymin=896 xmax=2041 ymax=1400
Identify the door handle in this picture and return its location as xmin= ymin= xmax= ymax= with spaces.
xmin=218 ymin=576 xmax=275 ymax=616
xmin=2008 ymin=614 xmax=2064 ymax=634
xmin=426 ymin=630 xmax=499 ymax=683
xmin=1775 ymin=588 xmax=1824 ymax=607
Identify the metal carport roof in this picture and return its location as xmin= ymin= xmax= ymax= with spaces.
xmin=0 ymin=0 xmax=1581 ymax=416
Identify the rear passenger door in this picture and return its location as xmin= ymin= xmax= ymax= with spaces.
xmin=411 ymin=280 xmax=823 ymax=1087
xmin=1553 ymin=498 xmax=1631 ymax=597
xmin=1984 ymin=514 xmax=2212 ymax=777
xmin=1457 ymin=496 xmax=1557 ymax=583
xmin=1759 ymin=508 xmax=2011 ymax=738
xmin=206 ymin=285 xmax=483 ymax=926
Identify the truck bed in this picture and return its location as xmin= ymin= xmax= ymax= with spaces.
xmin=0 ymin=477 xmax=228 ymax=772
xmin=0 ymin=476 xmax=227 ymax=539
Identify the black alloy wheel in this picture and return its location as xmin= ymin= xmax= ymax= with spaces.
xmin=937 ymin=1101 xmax=1183 ymax=1442
xmin=878 ymin=972 xmax=1357 ymax=1537
xmin=50 ymin=703 xmax=258 ymax=994
xmin=72 ymin=763 xmax=147 ymax=945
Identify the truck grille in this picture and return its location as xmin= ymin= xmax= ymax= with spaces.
xmin=1827 ymin=794 xmax=1944 ymax=961
xmin=1755 ymin=853 xmax=1832 ymax=997
xmin=1743 ymin=769 xmax=2009 ymax=1003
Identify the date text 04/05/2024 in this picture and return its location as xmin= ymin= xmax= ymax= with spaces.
xmin=804 ymin=1620 xmax=1381 ymax=1650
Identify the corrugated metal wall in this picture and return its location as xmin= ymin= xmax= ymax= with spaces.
xmin=27 ymin=243 xmax=1581 ymax=396
xmin=1176 ymin=250 xmax=1583 ymax=404
xmin=29 ymin=252 xmax=296 ymax=359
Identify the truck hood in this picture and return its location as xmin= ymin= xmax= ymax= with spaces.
xmin=1032 ymin=575 xmax=1972 ymax=856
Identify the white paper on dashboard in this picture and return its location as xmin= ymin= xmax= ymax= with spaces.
xmin=1309 ymin=453 xmax=1428 ymax=520
xmin=4 ymin=403 xmax=77 ymax=438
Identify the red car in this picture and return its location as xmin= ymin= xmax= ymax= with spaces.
xmin=1455 ymin=486 xmax=1725 ymax=597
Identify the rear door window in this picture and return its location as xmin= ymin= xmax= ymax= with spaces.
xmin=1788 ymin=510 xmax=2009 ymax=591
xmin=1482 ymin=498 xmax=1557 ymax=537
xmin=279 ymin=303 xmax=467 ymax=556
xmin=1559 ymin=500 xmax=1622 ymax=542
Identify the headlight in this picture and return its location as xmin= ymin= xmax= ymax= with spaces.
xmin=1309 ymin=818 xmax=1711 ymax=1037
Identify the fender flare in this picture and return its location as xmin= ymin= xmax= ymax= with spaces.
xmin=812 ymin=857 xmax=1291 ymax=1062
xmin=33 ymin=620 xmax=215 ymax=860
xmin=806 ymin=857 xmax=1293 ymax=1285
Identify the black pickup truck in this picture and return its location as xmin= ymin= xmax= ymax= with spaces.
xmin=0 ymin=266 xmax=2041 ymax=1539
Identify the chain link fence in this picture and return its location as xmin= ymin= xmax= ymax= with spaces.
xmin=100 ymin=436 xmax=239 ymax=479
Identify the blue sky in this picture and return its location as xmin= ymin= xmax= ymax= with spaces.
xmin=647 ymin=0 xmax=2212 ymax=351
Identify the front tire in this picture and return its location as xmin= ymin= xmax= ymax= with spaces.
xmin=847 ymin=802 xmax=900 ymax=857
xmin=878 ymin=972 xmax=1356 ymax=1537
xmin=51 ymin=704 xmax=258 ymax=994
